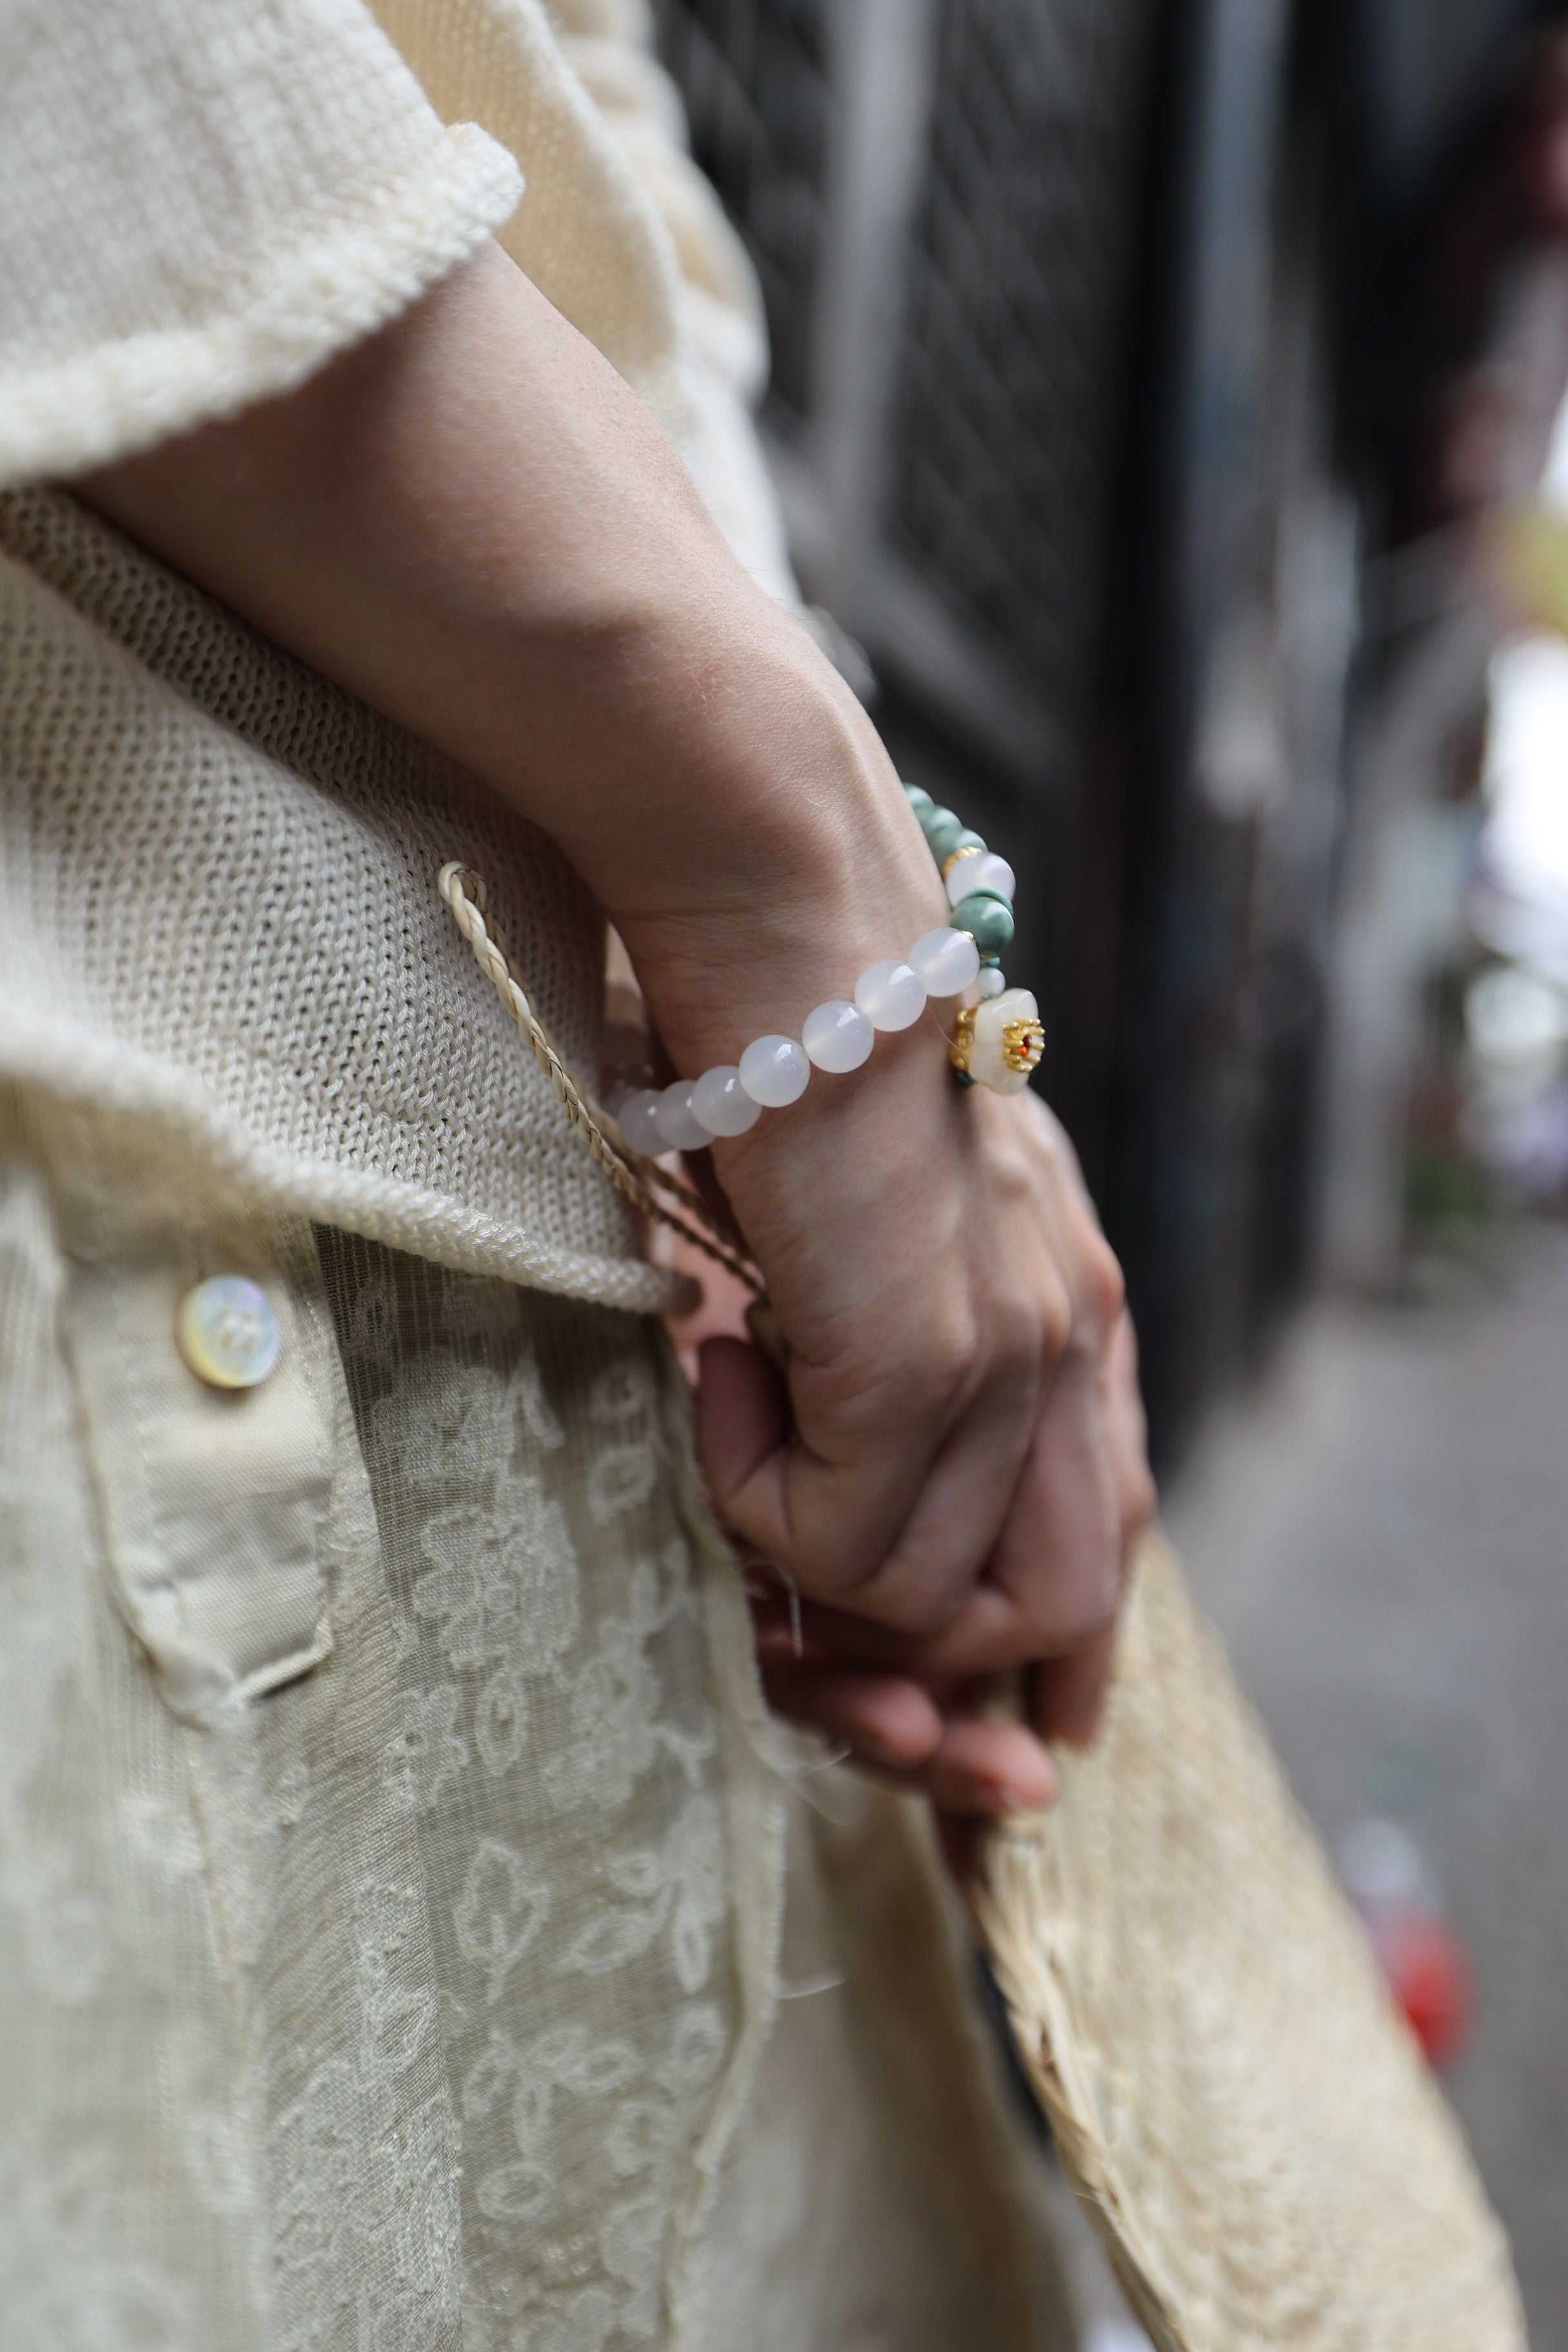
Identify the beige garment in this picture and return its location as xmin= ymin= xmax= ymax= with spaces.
xmin=0 ymin=1088 xmax=779 ymax=2350
xmin=0 ymin=1 xmax=1075 ymax=2344
xmin=0 ymin=1091 xmax=1075 ymax=2351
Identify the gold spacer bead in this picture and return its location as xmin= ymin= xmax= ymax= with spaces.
xmin=948 ymin=1005 xmax=977 ymax=1072
xmin=941 ymin=843 xmax=983 ymax=880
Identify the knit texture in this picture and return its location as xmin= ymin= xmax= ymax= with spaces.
xmin=0 ymin=0 xmax=524 ymax=487
xmin=0 ymin=0 xmax=795 ymax=1309
xmin=0 ymin=486 xmax=683 ymax=1314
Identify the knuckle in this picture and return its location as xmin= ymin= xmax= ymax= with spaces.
xmin=1082 ymin=1234 xmax=1126 ymax=1335
xmin=1026 ymin=1556 xmax=1122 ymax=1656
xmin=1055 ymin=1593 xmax=1120 ymax=1656
xmin=1121 ymin=1460 xmax=1158 ymax=1541
xmin=1035 ymin=1271 xmax=1073 ymax=1368
xmin=879 ymin=1584 xmax=961 ymax=1639
xmin=903 ymin=1348 xmax=969 ymax=1426
xmin=906 ymin=1302 xmax=985 ymax=1416
xmin=986 ymin=1289 xmax=1044 ymax=1389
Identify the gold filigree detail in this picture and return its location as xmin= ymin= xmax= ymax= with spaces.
xmin=1001 ymin=1017 xmax=1044 ymax=1074
xmin=948 ymin=1006 xmax=977 ymax=1072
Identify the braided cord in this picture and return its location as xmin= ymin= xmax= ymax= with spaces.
xmin=437 ymin=863 xmax=765 ymax=1296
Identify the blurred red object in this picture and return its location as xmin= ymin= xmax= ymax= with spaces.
xmin=1367 ymin=1912 xmax=1473 ymax=2070
xmin=1338 ymin=1818 xmax=1474 ymax=2070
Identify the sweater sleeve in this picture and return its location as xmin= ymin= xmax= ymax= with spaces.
xmin=0 ymin=0 xmax=523 ymax=487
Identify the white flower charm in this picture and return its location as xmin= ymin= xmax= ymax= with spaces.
xmin=949 ymin=987 xmax=1044 ymax=1095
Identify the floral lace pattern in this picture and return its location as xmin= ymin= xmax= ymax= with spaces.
xmin=320 ymin=1234 xmax=745 ymax=2351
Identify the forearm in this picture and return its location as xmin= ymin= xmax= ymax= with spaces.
xmin=79 ymin=240 xmax=939 ymax=1072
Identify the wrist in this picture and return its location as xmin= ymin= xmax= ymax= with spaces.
xmin=597 ymin=647 xmax=944 ymax=1075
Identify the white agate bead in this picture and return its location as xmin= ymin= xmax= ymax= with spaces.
xmin=802 ymin=999 xmax=875 ymax=1072
xmin=654 ymin=1081 xmax=712 ymax=1150
xmin=908 ymin=926 xmax=980 ymax=996
xmin=692 ymin=1064 xmax=761 ymax=1136
xmin=739 ymin=1034 xmax=810 ymax=1107
xmin=945 ymin=850 xmax=1015 ymax=909
xmin=975 ymin=966 xmax=1006 ymax=999
xmin=854 ymin=959 xmax=926 ymax=1031
xmin=615 ymin=1087 xmax=666 ymax=1152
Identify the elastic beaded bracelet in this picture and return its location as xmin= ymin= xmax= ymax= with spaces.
xmin=616 ymin=783 xmax=1043 ymax=1152
xmin=903 ymin=783 xmax=1045 ymax=1094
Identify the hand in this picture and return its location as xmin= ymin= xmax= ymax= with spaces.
xmin=681 ymin=1061 xmax=1150 ymax=1659
xmin=745 ymin=1302 xmax=1153 ymax=1814
xmin=664 ymin=1115 xmax=1154 ymax=1811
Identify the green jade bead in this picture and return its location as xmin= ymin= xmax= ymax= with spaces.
xmin=952 ymin=890 xmax=1015 ymax=957
xmin=946 ymin=828 xmax=987 ymax=861
xmin=923 ymin=809 xmax=966 ymax=863
xmin=903 ymin=782 xmax=935 ymax=816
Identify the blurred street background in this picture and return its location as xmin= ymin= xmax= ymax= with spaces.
xmin=649 ymin=0 xmax=1568 ymax=2337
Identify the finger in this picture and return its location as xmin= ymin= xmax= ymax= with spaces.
xmin=703 ymin=1313 xmax=1054 ymax=1635
xmin=919 ymin=1714 xmax=1058 ymax=1813
xmin=756 ymin=1660 xmax=947 ymax=1771
xmin=758 ymin=1656 xmax=1058 ymax=1810
xmin=694 ymin=1332 xmax=790 ymax=1514
xmin=823 ymin=1714 xmax=1059 ymax=1814
xmin=1032 ymin=1623 xmax=1118 ymax=1748
xmin=986 ymin=1338 xmax=1123 ymax=1658
xmin=1105 ymin=1310 xmax=1158 ymax=1546
xmin=753 ymin=1307 xmax=1141 ymax=1685
xmin=753 ymin=1583 xmax=1048 ymax=1681
xmin=830 ymin=1335 xmax=1052 ymax=1630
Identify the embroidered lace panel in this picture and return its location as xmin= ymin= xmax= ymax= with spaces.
xmin=317 ymin=1231 xmax=757 ymax=2351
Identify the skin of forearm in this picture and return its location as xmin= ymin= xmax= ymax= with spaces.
xmin=79 ymin=239 xmax=943 ymax=1072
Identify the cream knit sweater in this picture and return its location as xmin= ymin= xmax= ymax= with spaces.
xmin=0 ymin=0 xmax=790 ymax=1315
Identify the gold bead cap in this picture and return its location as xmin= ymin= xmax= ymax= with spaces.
xmin=1001 ymin=1016 xmax=1045 ymax=1074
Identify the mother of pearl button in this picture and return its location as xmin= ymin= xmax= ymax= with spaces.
xmin=175 ymin=1275 xmax=282 ymax=1390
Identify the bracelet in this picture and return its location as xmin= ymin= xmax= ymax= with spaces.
xmin=616 ymin=783 xmax=1044 ymax=1153
xmin=903 ymin=784 xmax=1045 ymax=1095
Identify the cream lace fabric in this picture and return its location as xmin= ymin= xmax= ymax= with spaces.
xmin=317 ymin=1224 xmax=779 ymax=2349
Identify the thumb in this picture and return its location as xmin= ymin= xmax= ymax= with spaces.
xmin=694 ymin=1334 xmax=792 ymax=1541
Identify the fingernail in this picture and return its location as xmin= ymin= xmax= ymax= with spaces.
xmin=1001 ymin=1763 xmax=1061 ymax=1812
xmin=965 ymin=1778 xmax=1033 ymax=1816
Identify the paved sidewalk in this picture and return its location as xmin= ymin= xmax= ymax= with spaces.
xmin=1164 ymin=1226 xmax=1568 ymax=2345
